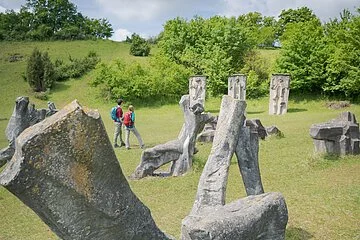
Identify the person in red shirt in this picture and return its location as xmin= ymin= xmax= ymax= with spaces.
xmin=113 ymin=99 xmax=125 ymax=148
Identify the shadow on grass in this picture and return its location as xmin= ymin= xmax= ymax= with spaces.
xmin=286 ymin=227 xmax=314 ymax=240
xmin=0 ymin=118 xmax=7 ymax=121
xmin=288 ymin=108 xmax=307 ymax=113
xmin=247 ymin=111 xmax=265 ymax=114
xmin=51 ymin=81 xmax=71 ymax=93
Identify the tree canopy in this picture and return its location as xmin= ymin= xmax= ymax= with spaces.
xmin=0 ymin=0 xmax=113 ymax=41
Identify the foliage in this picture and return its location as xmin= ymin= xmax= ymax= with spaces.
xmin=241 ymin=50 xmax=271 ymax=98
xmin=0 ymin=0 xmax=113 ymax=41
xmin=158 ymin=16 xmax=256 ymax=96
xmin=129 ymin=33 xmax=151 ymax=56
xmin=276 ymin=7 xmax=319 ymax=37
xmin=323 ymin=9 xmax=360 ymax=99
xmin=276 ymin=7 xmax=360 ymax=99
xmin=54 ymin=51 xmax=100 ymax=81
xmin=275 ymin=19 xmax=328 ymax=93
xmin=26 ymin=48 xmax=55 ymax=92
xmin=91 ymin=54 xmax=190 ymax=102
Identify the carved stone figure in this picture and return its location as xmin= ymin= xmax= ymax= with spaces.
xmin=310 ymin=112 xmax=360 ymax=155
xmin=181 ymin=95 xmax=288 ymax=239
xmin=196 ymin=116 xmax=218 ymax=142
xmin=269 ymin=74 xmax=290 ymax=115
xmin=0 ymin=97 xmax=58 ymax=167
xmin=228 ymin=74 xmax=246 ymax=100
xmin=0 ymin=100 xmax=172 ymax=240
xmin=131 ymin=95 xmax=214 ymax=179
xmin=189 ymin=75 xmax=207 ymax=109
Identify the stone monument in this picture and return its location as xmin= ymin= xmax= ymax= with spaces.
xmin=131 ymin=95 xmax=214 ymax=179
xmin=0 ymin=97 xmax=58 ymax=167
xmin=189 ymin=75 xmax=207 ymax=109
xmin=269 ymin=74 xmax=290 ymax=115
xmin=0 ymin=100 xmax=172 ymax=240
xmin=228 ymin=74 xmax=246 ymax=101
xmin=310 ymin=112 xmax=360 ymax=155
xmin=181 ymin=95 xmax=288 ymax=239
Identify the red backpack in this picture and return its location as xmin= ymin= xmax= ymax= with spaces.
xmin=123 ymin=112 xmax=133 ymax=127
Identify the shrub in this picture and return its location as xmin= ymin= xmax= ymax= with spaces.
xmin=26 ymin=48 xmax=55 ymax=92
xmin=129 ymin=33 xmax=151 ymax=56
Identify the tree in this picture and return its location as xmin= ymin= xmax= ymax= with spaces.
xmin=129 ymin=33 xmax=151 ymax=56
xmin=26 ymin=48 xmax=55 ymax=92
xmin=27 ymin=48 xmax=45 ymax=92
xmin=323 ymin=8 xmax=360 ymax=99
xmin=276 ymin=7 xmax=318 ymax=37
xmin=275 ymin=19 xmax=328 ymax=93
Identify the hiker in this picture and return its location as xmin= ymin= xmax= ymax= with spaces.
xmin=123 ymin=105 xmax=144 ymax=150
xmin=112 ymin=98 xmax=125 ymax=148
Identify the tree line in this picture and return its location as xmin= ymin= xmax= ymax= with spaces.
xmin=94 ymin=6 xmax=360 ymax=102
xmin=0 ymin=0 xmax=113 ymax=41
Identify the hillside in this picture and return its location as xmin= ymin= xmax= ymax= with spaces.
xmin=0 ymin=40 xmax=359 ymax=240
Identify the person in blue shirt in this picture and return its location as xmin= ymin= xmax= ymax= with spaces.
xmin=123 ymin=105 xmax=144 ymax=150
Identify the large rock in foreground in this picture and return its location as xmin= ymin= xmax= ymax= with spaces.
xmin=0 ymin=100 xmax=170 ymax=240
xmin=182 ymin=192 xmax=288 ymax=240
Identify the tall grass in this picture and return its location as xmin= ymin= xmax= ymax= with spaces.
xmin=0 ymin=41 xmax=359 ymax=239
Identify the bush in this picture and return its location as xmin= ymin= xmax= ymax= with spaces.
xmin=54 ymin=51 xmax=100 ymax=81
xmin=129 ymin=33 xmax=151 ymax=56
xmin=91 ymin=55 xmax=190 ymax=103
xmin=26 ymin=48 xmax=55 ymax=92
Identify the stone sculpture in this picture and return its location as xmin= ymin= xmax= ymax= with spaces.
xmin=0 ymin=100 xmax=172 ymax=240
xmin=196 ymin=116 xmax=218 ymax=142
xmin=228 ymin=74 xmax=246 ymax=101
xmin=310 ymin=112 xmax=360 ymax=155
xmin=269 ymin=74 xmax=290 ymax=115
xmin=0 ymin=97 xmax=58 ymax=167
xmin=181 ymin=95 xmax=288 ymax=239
xmin=189 ymin=75 xmax=207 ymax=109
xmin=131 ymin=95 xmax=214 ymax=179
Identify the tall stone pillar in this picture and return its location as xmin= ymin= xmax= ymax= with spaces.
xmin=189 ymin=75 xmax=207 ymax=109
xmin=228 ymin=74 xmax=246 ymax=101
xmin=269 ymin=74 xmax=290 ymax=115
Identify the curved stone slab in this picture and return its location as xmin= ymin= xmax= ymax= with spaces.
xmin=0 ymin=100 xmax=170 ymax=240
xmin=182 ymin=192 xmax=288 ymax=240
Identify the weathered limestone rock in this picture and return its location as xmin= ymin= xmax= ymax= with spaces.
xmin=236 ymin=119 xmax=265 ymax=196
xmin=266 ymin=125 xmax=283 ymax=137
xmin=189 ymin=75 xmax=207 ymax=109
xmin=0 ymin=97 xmax=58 ymax=167
xmin=0 ymin=100 xmax=171 ymax=240
xmin=182 ymin=192 xmax=288 ymax=240
xmin=197 ymin=116 xmax=218 ymax=142
xmin=182 ymin=95 xmax=288 ymax=240
xmin=131 ymin=95 xmax=213 ymax=179
xmin=310 ymin=112 xmax=360 ymax=155
xmin=269 ymin=74 xmax=290 ymax=115
xmin=228 ymin=74 xmax=246 ymax=101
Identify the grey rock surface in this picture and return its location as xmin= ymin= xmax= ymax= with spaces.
xmin=182 ymin=192 xmax=288 ymax=240
xmin=228 ymin=74 xmax=246 ymax=101
xmin=0 ymin=100 xmax=171 ymax=240
xmin=132 ymin=95 xmax=213 ymax=179
xmin=310 ymin=111 xmax=359 ymax=155
xmin=190 ymin=95 xmax=246 ymax=216
xmin=182 ymin=95 xmax=288 ymax=240
xmin=236 ymin=121 xmax=265 ymax=196
xmin=0 ymin=97 xmax=57 ymax=168
xmin=269 ymin=74 xmax=290 ymax=115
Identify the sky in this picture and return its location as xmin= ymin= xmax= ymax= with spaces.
xmin=0 ymin=0 xmax=359 ymax=41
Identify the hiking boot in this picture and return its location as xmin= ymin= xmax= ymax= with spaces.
xmin=114 ymin=143 xmax=120 ymax=148
xmin=120 ymin=142 xmax=126 ymax=147
xmin=126 ymin=147 xmax=131 ymax=150
xmin=140 ymin=145 xmax=145 ymax=149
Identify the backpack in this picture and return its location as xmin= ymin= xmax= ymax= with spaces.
xmin=110 ymin=106 xmax=118 ymax=121
xmin=123 ymin=112 xmax=133 ymax=127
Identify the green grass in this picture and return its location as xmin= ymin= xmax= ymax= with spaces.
xmin=0 ymin=40 xmax=359 ymax=239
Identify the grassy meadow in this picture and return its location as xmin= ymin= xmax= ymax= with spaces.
xmin=0 ymin=40 xmax=359 ymax=240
